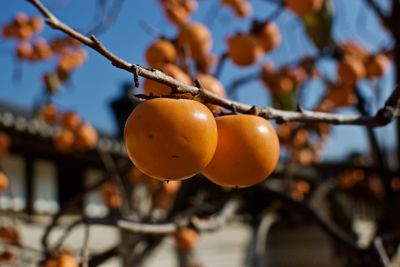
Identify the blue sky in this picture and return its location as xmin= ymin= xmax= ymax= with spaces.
xmin=0 ymin=0 xmax=396 ymax=160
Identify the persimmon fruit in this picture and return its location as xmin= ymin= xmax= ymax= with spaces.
xmin=143 ymin=64 xmax=191 ymax=96
xmin=61 ymin=111 xmax=81 ymax=130
xmin=202 ymin=115 xmax=279 ymax=188
xmin=124 ymin=98 xmax=218 ymax=181
xmin=0 ymin=132 xmax=11 ymax=159
xmin=174 ymin=228 xmax=199 ymax=251
xmin=337 ymin=57 xmax=366 ymax=85
xmin=74 ymin=123 xmax=98 ymax=149
xmin=54 ymin=129 xmax=75 ymax=152
xmin=177 ymin=22 xmax=212 ymax=61
xmin=255 ymin=22 xmax=281 ymax=52
xmin=285 ymin=0 xmax=324 ymax=17
xmin=145 ymin=39 xmax=177 ymax=67
xmin=195 ymin=74 xmax=226 ymax=111
xmin=0 ymin=172 xmax=9 ymax=192
xmin=365 ymin=53 xmax=390 ymax=79
xmin=227 ymin=34 xmax=263 ymax=67
xmin=40 ymin=103 xmax=58 ymax=124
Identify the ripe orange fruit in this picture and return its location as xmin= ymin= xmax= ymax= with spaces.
xmin=285 ymin=0 xmax=324 ymax=17
xmin=61 ymin=111 xmax=81 ymax=130
xmin=0 ymin=132 xmax=11 ymax=159
xmin=143 ymin=64 xmax=191 ymax=96
xmin=163 ymin=180 xmax=181 ymax=194
xmin=227 ymin=34 xmax=263 ymax=67
xmin=14 ymin=13 xmax=29 ymax=27
xmin=337 ymin=57 xmax=366 ymax=85
xmin=74 ymin=123 xmax=98 ymax=149
xmin=0 ymin=172 xmax=9 ymax=192
xmin=145 ymin=39 xmax=177 ymax=67
xmin=16 ymin=42 xmax=33 ymax=59
xmin=30 ymin=15 xmax=44 ymax=33
xmin=128 ymin=167 xmax=148 ymax=184
xmin=203 ymin=115 xmax=279 ymax=188
xmin=54 ymin=129 xmax=75 ymax=152
xmin=326 ymin=83 xmax=357 ymax=108
xmin=0 ymin=227 xmax=19 ymax=245
xmin=124 ymin=98 xmax=218 ymax=181
xmin=177 ymin=22 xmax=212 ymax=61
xmin=221 ymin=0 xmax=252 ymax=17
xmin=0 ymin=249 xmax=15 ymax=263
xmin=255 ymin=22 xmax=281 ymax=52
xmin=195 ymin=74 xmax=226 ymax=111
xmin=100 ymin=181 xmax=122 ymax=209
xmin=365 ymin=53 xmax=390 ymax=79
xmin=165 ymin=3 xmax=191 ymax=26
xmin=42 ymin=251 xmax=78 ymax=267
xmin=40 ymin=103 xmax=58 ymax=124
xmin=32 ymin=38 xmax=53 ymax=60
xmin=174 ymin=228 xmax=199 ymax=251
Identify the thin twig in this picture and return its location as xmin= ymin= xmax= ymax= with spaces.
xmin=373 ymin=237 xmax=392 ymax=267
xmin=81 ymin=223 xmax=90 ymax=267
xmin=88 ymin=198 xmax=240 ymax=235
xmin=26 ymin=0 xmax=400 ymax=127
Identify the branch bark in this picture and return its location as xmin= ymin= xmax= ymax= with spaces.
xmin=26 ymin=0 xmax=400 ymax=127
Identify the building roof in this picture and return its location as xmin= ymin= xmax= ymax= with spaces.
xmin=0 ymin=100 xmax=127 ymax=156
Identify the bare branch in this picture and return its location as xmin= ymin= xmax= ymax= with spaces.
xmin=88 ymin=198 xmax=240 ymax=235
xmin=26 ymin=0 xmax=399 ymax=127
xmin=373 ymin=237 xmax=392 ymax=267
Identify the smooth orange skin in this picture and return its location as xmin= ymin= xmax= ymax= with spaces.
xmin=74 ymin=123 xmax=98 ymax=149
xmin=203 ymin=115 xmax=279 ymax=188
xmin=143 ymin=64 xmax=191 ymax=96
xmin=256 ymin=22 xmax=281 ymax=52
xmin=145 ymin=39 xmax=177 ymax=67
xmin=0 ymin=172 xmax=9 ymax=192
xmin=227 ymin=34 xmax=264 ymax=67
xmin=0 ymin=132 xmax=11 ymax=159
xmin=61 ymin=111 xmax=81 ymax=130
xmin=365 ymin=54 xmax=390 ymax=79
xmin=177 ymin=22 xmax=212 ymax=61
xmin=174 ymin=228 xmax=199 ymax=251
xmin=337 ymin=57 xmax=366 ymax=86
xmin=285 ymin=0 xmax=323 ymax=17
xmin=124 ymin=98 xmax=218 ymax=181
xmin=54 ymin=129 xmax=75 ymax=152
xmin=40 ymin=103 xmax=58 ymax=124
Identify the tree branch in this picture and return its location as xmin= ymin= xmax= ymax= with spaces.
xmin=363 ymin=0 xmax=388 ymax=23
xmin=87 ymin=198 xmax=240 ymax=235
xmin=373 ymin=237 xmax=392 ymax=267
xmin=26 ymin=0 xmax=399 ymax=127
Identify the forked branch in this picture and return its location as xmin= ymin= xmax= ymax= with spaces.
xmin=26 ymin=0 xmax=399 ymax=127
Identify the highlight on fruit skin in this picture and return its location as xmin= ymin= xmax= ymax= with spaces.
xmin=124 ymin=98 xmax=218 ymax=181
xmin=227 ymin=33 xmax=264 ymax=67
xmin=202 ymin=114 xmax=280 ymax=188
